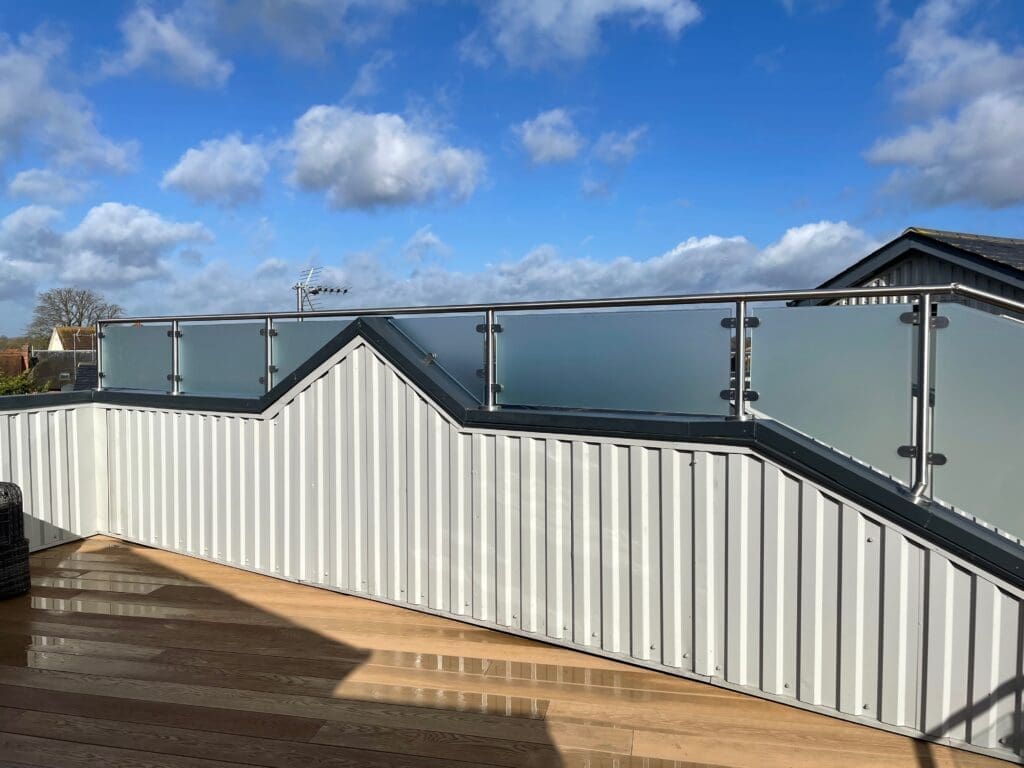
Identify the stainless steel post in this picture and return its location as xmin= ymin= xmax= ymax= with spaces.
xmin=264 ymin=317 xmax=274 ymax=393
xmin=733 ymin=300 xmax=748 ymax=421
xmin=95 ymin=323 xmax=104 ymax=391
xmin=171 ymin=320 xmax=181 ymax=395
xmin=911 ymin=292 xmax=932 ymax=499
xmin=483 ymin=308 xmax=497 ymax=410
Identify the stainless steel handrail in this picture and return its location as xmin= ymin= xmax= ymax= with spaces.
xmin=94 ymin=280 xmax=1024 ymax=503
xmin=96 ymin=281 xmax=1024 ymax=324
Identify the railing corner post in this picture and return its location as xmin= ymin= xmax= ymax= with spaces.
xmin=733 ymin=299 xmax=749 ymax=421
xmin=482 ymin=308 xmax=498 ymax=410
xmin=911 ymin=292 xmax=933 ymax=500
xmin=170 ymin=320 xmax=181 ymax=396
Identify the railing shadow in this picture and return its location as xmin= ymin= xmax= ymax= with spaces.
xmin=912 ymin=677 xmax=1024 ymax=768
xmin=0 ymin=537 xmax=568 ymax=767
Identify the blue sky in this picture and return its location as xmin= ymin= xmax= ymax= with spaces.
xmin=0 ymin=0 xmax=1022 ymax=333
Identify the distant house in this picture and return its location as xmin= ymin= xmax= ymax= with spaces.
xmin=814 ymin=227 xmax=1024 ymax=311
xmin=47 ymin=326 xmax=96 ymax=352
xmin=0 ymin=349 xmax=27 ymax=378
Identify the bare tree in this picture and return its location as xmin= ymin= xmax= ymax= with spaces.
xmin=25 ymin=288 xmax=124 ymax=340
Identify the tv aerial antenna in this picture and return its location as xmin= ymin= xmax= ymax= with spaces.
xmin=292 ymin=266 xmax=349 ymax=314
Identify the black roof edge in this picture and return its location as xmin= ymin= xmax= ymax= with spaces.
xmin=1 ymin=315 xmax=1021 ymax=590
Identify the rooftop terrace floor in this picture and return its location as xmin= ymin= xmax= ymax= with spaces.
xmin=0 ymin=536 xmax=1003 ymax=768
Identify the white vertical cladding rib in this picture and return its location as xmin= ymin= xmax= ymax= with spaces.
xmin=838 ymin=505 xmax=882 ymax=718
xmin=383 ymin=364 xmax=405 ymax=600
xmin=365 ymin=350 xmax=387 ymax=597
xmin=426 ymin=407 xmax=450 ymax=612
xmin=726 ymin=453 xmax=761 ymax=687
xmin=472 ymin=432 xmax=496 ymax=623
xmin=630 ymin=445 xmax=660 ymax=663
xmin=924 ymin=553 xmax=973 ymax=742
xmin=799 ymin=487 xmax=841 ymax=709
xmin=15 ymin=335 xmax=1018 ymax=764
xmin=545 ymin=439 xmax=573 ymax=642
xmin=494 ymin=434 xmax=521 ymax=628
xmin=520 ymin=437 xmax=546 ymax=634
xmin=660 ymin=448 xmax=694 ymax=672
xmin=572 ymin=441 xmax=601 ymax=648
xmin=600 ymin=443 xmax=630 ymax=655
xmin=450 ymin=426 xmax=472 ymax=616
xmin=692 ymin=451 xmax=726 ymax=678
xmin=407 ymin=390 xmax=428 ymax=605
xmin=970 ymin=581 xmax=1021 ymax=752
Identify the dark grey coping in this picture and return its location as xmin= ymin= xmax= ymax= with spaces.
xmin=2 ymin=315 xmax=1021 ymax=590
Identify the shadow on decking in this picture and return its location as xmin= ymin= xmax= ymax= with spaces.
xmin=0 ymin=538 xmax=569 ymax=768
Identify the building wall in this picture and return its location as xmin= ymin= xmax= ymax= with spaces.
xmin=87 ymin=339 xmax=1024 ymax=763
xmin=841 ymin=251 xmax=1024 ymax=315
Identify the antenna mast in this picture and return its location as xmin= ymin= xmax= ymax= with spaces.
xmin=292 ymin=266 xmax=350 ymax=316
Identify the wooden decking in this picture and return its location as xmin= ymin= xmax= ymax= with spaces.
xmin=0 ymin=536 xmax=1003 ymax=768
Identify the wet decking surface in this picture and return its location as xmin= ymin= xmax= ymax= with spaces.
xmin=0 ymin=536 xmax=1002 ymax=767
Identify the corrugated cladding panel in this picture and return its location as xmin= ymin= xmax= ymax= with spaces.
xmin=12 ymin=337 xmax=1022 ymax=762
xmin=0 ymin=404 xmax=101 ymax=550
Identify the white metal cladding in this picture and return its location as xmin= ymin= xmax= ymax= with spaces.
xmin=0 ymin=404 xmax=103 ymax=550
xmin=9 ymin=337 xmax=1024 ymax=762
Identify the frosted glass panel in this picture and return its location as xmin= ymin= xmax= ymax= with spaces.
xmin=753 ymin=304 xmax=912 ymax=482
xmin=179 ymin=322 xmax=265 ymax=397
xmin=932 ymin=304 xmax=1024 ymax=536
xmin=272 ymin=319 xmax=351 ymax=386
xmin=391 ymin=315 xmax=484 ymax=398
xmin=497 ymin=308 xmax=730 ymax=414
xmin=101 ymin=324 xmax=171 ymax=391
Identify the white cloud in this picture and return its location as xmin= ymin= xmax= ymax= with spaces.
xmin=402 ymin=226 xmax=452 ymax=262
xmin=0 ymin=202 xmax=212 ymax=293
xmin=515 ymin=109 xmax=585 ymax=165
xmin=346 ymin=50 xmax=394 ymax=100
xmin=867 ymin=0 xmax=1024 ymax=207
xmin=7 ymin=169 xmax=91 ymax=204
xmin=593 ymin=126 xmax=647 ymax=164
xmin=233 ymin=0 xmax=409 ymax=61
xmin=317 ymin=220 xmax=877 ymax=307
xmin=162 ymin=134 xmax=269 ymax=206
xmin=0 ymin=32 xmax=136 ymax=173
xmin=470 ymin=0 xmax=701 ymax=67
xmin=288 ymin=106 xmax=485 ymax=209
xmin=102 ymin=3 xmax=232 ymax=87
xmin=0 ymin=218 xmax=876 ymax=334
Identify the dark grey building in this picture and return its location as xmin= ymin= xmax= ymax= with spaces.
xmin=816 ymin=227 xmax=1024 ymax=311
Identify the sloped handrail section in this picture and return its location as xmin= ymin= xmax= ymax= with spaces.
xmin=2 ymin=282 xmax=1024 ymax=762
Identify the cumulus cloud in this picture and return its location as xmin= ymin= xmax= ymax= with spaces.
xmin=316 ymin=220 xmax=877 ymax=308
xmin=0 ymin=218 xmax=876 ymax=333
xmin=0 ymin=32 xmax=136 ymax=173
xmin=402 ymin=226 xmax=452 ymax=262
xmin=231 ymin=0 xmax=409 ymax=61
xmin=162 ymin=134 xmax=269 ymax=206
xmin=467 ymin=0 xmax=701 ymax=67
xmin=0 ymin=202 xmax=212 ymax=292
xmin=345 ymin=50 xmax=395 ymax=100
xmin=515 ymin=109 xmax=585 ymax=165
xmin=288 ymin=106 xmax=485 ymax=209
xmin=866 ymin=0 xmax=1024 ymax=207
xmin=101 ymin=3 xmax=232 ymax=87
xmin=593 ymin=126 xmax=647 ymax=164
xmin=7 ymin=169 xmax=91 ymax=204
